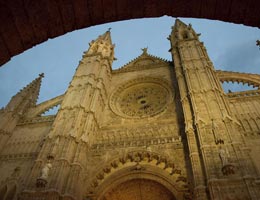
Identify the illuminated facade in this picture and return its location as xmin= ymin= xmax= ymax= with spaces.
xmin=1 ymin=19 xmax=260 ymax=200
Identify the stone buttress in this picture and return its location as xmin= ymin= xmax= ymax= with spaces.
xmin=20 ymin=30 xmax=114 ymax=200
xmin=169 ymin=19 xmax=260 ymax=199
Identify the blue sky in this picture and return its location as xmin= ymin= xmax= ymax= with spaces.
xmin=0 ymin=16 xmax=260 ymax=109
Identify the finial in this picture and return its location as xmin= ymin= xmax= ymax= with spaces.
xmin=108 ymin=28 xmax=112 ymax=32
xmin=39 ymin=73 xmax=44 ymax=78
xmin=256 ymin=40 xmax=260 ymax=49
xmin=141 ymin=47 xmax=148 ymax=54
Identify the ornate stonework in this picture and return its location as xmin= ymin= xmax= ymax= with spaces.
xmin=0 ymin=19 xmax=260 ymax=200
xmin=110 ymin=77 xmax=172 ymax=118
xmin=102 ymin=179 xmax=175 ymax=200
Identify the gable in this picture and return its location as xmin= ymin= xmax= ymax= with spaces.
xmin=113 ymin=49 xmax=171 ymax=73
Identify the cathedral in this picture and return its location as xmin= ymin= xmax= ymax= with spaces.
xmin=0 ymin=19 xmax=260 ymax=200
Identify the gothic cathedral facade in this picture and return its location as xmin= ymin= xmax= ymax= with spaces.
xmin=0 ymin=19 xmax=260 ymax=200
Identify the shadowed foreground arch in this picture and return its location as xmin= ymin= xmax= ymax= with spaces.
xmin=1 ymin=0 xmax=260 ymax=66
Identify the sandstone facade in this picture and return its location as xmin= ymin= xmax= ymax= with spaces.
xmin=0 ymin=19 xmax=260 ymax=200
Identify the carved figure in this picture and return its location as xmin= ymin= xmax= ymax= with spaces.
xmin=40 ymin=161 xmax=52 ymax=180
xmin=219 ymin=146 xmax=229 ymax=166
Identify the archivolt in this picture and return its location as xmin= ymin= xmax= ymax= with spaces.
xmin=88 ymin=150 xmax=190 ymax=199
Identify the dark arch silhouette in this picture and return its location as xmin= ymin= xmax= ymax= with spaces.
xmin=5 ymin=185 xmax=16 ymax=200
xmin=0 ymin=185 xmax=7 ymax=200
xmin=1 ymin=0 xmax=260 ymax=66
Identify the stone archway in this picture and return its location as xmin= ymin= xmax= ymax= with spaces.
xmin=1 ymin=0 xmax=260 ymax=65
xmin=92 ymin=166 xmax=189 ymax=200
xmin=102 ymin=178 xmax=176 ymax=200
xmin=86 ymin=150 xmax=191 ymax=200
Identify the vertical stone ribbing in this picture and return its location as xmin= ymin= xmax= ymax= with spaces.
xmin=20 ymin=31 xmax=114 ymax=199
xmin=0 ymin=74 xmax=43 ymax=153
xmin=170 ymin=19 xmax=260 ymax=199
xmin=172 ymin=45 xmax=208 ymax=199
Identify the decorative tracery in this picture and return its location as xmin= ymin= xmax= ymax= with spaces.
xmin=110 ymin=77 xmax=173 ymax=118
xmin=89 ymin=150 xmax=187 ymax=190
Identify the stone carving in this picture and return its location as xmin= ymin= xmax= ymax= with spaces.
xmin=91 ymin=136 xmax=181 ymax=152
xmin=219 ymin=146 xmax=229 ymax=166
xmin=110 ymin=77 xmax=172 ymax=118
xmin=36 ymin=156 xmax=54 ymax=188
xmin=218 ymin=145 xmax=235 ymax=176
xmin=89 ymin=150 xmax=187 ymax=194
xmin=3 ymin=19 xmax=260 ymax=200
xmin=40 ymin=161 xmax=52 ymax=180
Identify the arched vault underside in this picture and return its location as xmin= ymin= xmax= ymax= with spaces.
xmin=1 ymin=0 xmax=260 ymax=66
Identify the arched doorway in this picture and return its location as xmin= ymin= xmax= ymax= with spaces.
xmin=85 ymin=151 xmax=191 ymax=200
xmin=93 ymin=168 xmax=188 ymax=200
xmin=102 ymin=178 xmax=176 ymax=200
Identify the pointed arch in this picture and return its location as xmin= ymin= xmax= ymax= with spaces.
xmin=86 ymin=150 xmax=190 ymax=200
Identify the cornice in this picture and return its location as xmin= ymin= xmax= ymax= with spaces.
xmin=18 ymin=115 xmax=55 ymax=125
xmin=0 ymin=152 xmax=38 ymax=161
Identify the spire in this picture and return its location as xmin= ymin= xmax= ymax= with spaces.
xmin=5 ymin=73 xmax=44 ymax=113
xmin=85 ymin=29 xmax=115 ymax=64
xmin=169 ymin=19 xmax=200 ymax=46
xmin=173 ymin=18 xmax=188 ymax=30
xmin=96 ymin=28 xmax=112 ymax=44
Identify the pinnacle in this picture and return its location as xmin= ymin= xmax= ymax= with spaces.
xmin=172 ymin=18 xmax=188 ymax=30
xmin=85 ymin=29 xmax=115 ymax=61
xmin=39 ymin=73 xmax=44 ymax=78
xmin=19 ymin=73 xmax=44 ymax=105
xmin=5 ymin=73 xmax=44 ymax=112
xmin=96 ymin=29 xmax=113 ymax=44
xmin=141 ymin=47 xmax=148 ymax=55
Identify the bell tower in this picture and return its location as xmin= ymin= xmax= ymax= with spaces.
xmin=169 ymin=19 xmax=260 ymax=199
xmin=21 ymin=30 xmax=115 ymax=200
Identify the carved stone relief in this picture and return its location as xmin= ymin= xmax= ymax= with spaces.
xmin=110 ymin=77 xmax=173 ymax=119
